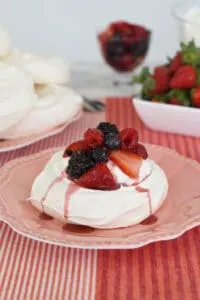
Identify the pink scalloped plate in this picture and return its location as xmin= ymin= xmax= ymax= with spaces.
xmin=0 ymin=144 xmax=200 ymax=249
xmin=0 ymin=110 xmax=82 ymax=152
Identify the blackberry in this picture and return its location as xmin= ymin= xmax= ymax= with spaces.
xmin=131 ymin=38 xmax=150 ymax=57
xmin=106 ymin=41 xmax=125 ymax=61
xmin=97 ymin=122 xmax=119 ymax=135
xmin=91 ymin=148 xmax=109 ymax=163
xmin=111 ymin=33 xmax=122 ymax=42
xmin=66 ymin=151 xmax=94 ymax=179
xmin=104 ymin=132 xmax=121 ymax=150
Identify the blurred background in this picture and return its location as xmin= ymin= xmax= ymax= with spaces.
xmin=0 ymin=0 xmax=179 ymax=64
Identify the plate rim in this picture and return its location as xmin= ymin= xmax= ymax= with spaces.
xmin=133 ymin=97 xmax=200 ymax=113
xmin=0 ymin=145 xmax=200 ymax=249
xmin=0 ymin=109 xmax=82 ymax=153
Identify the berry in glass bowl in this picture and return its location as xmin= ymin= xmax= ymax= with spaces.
xmin=97 ymin=21 xmax=151 ymax=73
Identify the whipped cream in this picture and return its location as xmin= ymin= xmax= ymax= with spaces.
xmin=30 ymin=151 xmax=168 ymax=229
xmin=0 ymin=85 xmax=82 ymax=138
xmin=0 ymin=27 xmax=12 ymax=57
xmin=0 ymin=63 xmax=37 ymax=133
xmin=6 ymin=49 xmax=69 ymax=84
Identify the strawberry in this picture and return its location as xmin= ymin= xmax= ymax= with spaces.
xmin=151 ymin=93 xmax=168 ymax=103
xmin=169 ymin=52 xmax=183 ymax=73
xmin=111 ymin=21 xmax=149 ymax=40
xmin=120 ymin=128 xmax=139 ymax=150
xmin=191 ymin=86 xmax=200 ymax=107
xmin=110 ymin=150 xmax=143 ymax=178
xmin=84 ymin=129 xmax=104 ymax=148
xmin=168 ymin=97 xmax=184 ymax=106
xmin=140 ymin=66 xmax=170 ymax=97
xmin=120 ymin=54 xmax=134 ymax=71
xmin=170 ymin=65 xmax=197 ymax=89
xmin=167 ymin=89 xmax=190 ymax=106
xmin=64 ymin=140 xmax=87 ymax=157
xmin=153 ymin=65 xmax=170 ymax=76
xmin=152 ymin=98 xmax=160 ymax=102
xmin=151 ymin=66 xmax=170 ymax=94
xmin=76 ymin=163 xmax=119 ymax=190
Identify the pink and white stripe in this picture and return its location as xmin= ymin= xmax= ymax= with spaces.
xmin=1 ymin=100 xmax=200 ymax=300
xmin=0 ymin=112 xmax=103 ymax=300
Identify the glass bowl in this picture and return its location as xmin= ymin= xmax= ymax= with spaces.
xmin=97 ymin=21 xmax=151 ymax=73
xmin=172 ymin=0 xmax=200 ymax=45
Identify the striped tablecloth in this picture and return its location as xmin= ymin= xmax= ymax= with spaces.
xmin=0 ymin=98 xmax=200 ymax=300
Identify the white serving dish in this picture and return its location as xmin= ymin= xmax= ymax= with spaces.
xmin=133 ymin=97 xmax=200 ymax=137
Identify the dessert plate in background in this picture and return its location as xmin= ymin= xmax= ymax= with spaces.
xmin=0 ymin=110 xmax=82 ymax=152
xmin=1 ymin=86 xmax=83 ymax=139
xmin=0 ymin=144 xmax=199 ymax=249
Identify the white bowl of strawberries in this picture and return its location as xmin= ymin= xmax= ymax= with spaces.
xmin=133 ymin=40 xmax=200 ymax=137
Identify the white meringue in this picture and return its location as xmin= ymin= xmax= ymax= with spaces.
xmin=0 ymin=63 xmax=37 ymax=133
xmin=30 ymin=151 xmax=168 ymax=229
xmin=1 ymin=85 xmax=82 ymax=139
xmin=6 ymin=49 xmax=69 ymax=84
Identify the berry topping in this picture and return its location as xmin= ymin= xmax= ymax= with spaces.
xmin=76 ymin=163 xmax=119 ymax=190
xmin=97 ymin=122 xmax=119 ymax=135
xmin=110 ymin=150 xmax=143 ymax=178
xmin=64 ymin=122 xmax=148 ymax=190
xmin=98 ymin=21 xmax=151 ymax=72
xmin=64 ymin=140 xmax=87 ymax=157
xmin=84 ymin=128 xmax=104 ymax=147
xmin=66 ymin=151 xmax=94 ymax=179
xmin=120 ymin=128 xmax=139 ymax=150
xmin=132 ymin=144 xmax=148 ymax=159
xmin=104 ymin=132 xmax=121 ymax=150
xmin=90 ymin=148 xmax=109 ymax=163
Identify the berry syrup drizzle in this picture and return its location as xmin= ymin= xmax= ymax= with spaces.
xmin=119 ymin=160 xmax=156 ymax=222
xmin=39 ymin=170 xmax=80 ymax=219
xmin=64 ymin=182 xmax=80 ymax=218
xmin=39 ymin=212 xmax=53 ymax=220
xmin=40 ymin=170 xmax=66 ymax=212
xmin=106 ymin=158 xmax=157 ymax=225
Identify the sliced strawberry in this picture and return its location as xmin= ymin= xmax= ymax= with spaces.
xmin=84 ymin=129 xmax=104 ymax=148
xmin=63 ymin=140 xmax=87 ymax=157
xmin=76 ymin=163 xmax=119 ymax=190
xmin=110 ymin=150 xmax=143 ymax=178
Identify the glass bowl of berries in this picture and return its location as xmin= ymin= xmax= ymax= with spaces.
xmin=97 ymin=21 xmax=151 ymax=77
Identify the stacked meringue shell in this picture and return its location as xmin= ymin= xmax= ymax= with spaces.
xmin=0 ymin=27 xmax=82 ymax=139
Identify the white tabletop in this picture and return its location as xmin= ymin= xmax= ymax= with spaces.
xmin=69 ymin=62 xmax=139 ymax=99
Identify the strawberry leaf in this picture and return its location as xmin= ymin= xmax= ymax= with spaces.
xmin=167 ymin=89 xmax=191 ymax=106
xmin=142 ymin=76 xmax=155 ymax=96
xmin=132 ymin=66 xmax=151 ymax=84
xmin=181 ymin=40 xmax=200 ymax=66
